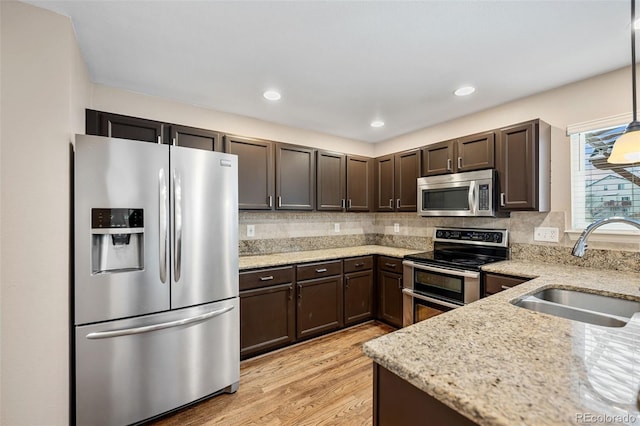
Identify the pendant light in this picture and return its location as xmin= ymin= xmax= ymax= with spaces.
xmin=609 ymin=0 xmax=640 ymax=163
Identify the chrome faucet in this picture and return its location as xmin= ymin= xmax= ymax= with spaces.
xmin=572 ymin=216 xmax=640 ymax=257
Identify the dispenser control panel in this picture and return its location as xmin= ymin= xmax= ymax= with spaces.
xmin=92 ymin=208 xmax=143 ymax=229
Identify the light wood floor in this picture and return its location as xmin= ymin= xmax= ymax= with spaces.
xmin=152 ymin=321 xmax=394 ymax=426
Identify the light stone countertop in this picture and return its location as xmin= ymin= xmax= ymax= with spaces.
xmin=239 ymin=245 xmax=421 ymax=270
xmin=363 ymin=260 xmax=640 ymax=425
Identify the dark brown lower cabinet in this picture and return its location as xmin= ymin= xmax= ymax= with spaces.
xmin=377 ymin=269 xmax=403 ymax=328
xmin=374 ymin=364 xmax=477 ymax=426
xmin=482 ymin=272 xmax=529 ymax=297
xmin=297 ymin=276 xmax=344 ymax=340
xmin=344 ymin=269 xmax=374 ymax=325
xmin=240 ymin=283 xmax=295 ymax=359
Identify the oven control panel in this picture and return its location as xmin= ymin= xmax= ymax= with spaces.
xmin=434 ymin=228 xmax=508 ymax=247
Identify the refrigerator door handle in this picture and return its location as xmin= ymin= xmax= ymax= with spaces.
xmin=85 ymin=305 xmax=234 ymax=339
xmin=159 ymin=169 xmax=168 ymax=283
xmin=173 ymin=171 xmax=183 ymax=282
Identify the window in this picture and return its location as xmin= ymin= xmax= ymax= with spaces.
xmin=570 ymin=122 xmax=640 ymax=230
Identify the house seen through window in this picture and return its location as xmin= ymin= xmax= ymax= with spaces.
xmin=571 ymin=123 xmax=640 ymax=230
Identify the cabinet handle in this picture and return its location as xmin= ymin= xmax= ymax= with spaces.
xmin=457 ymin=157 xmax=462 ymax=169
xmin=157 ymin=135 xmax=162 ymax=144
xmin=341 ymin=199 xmax=346 ymax=209
xmin=172 ymin=137 xmax=177 ymax=146
xmin=278 ymin=196 xmax=282 ymax=208
xmin=268 ymin=195 xmax=273 ymax=208
xmin=315 ymin=268 xmax=328 ymax=273
xmin=500 ymin=193 xmax=506 ymax=207
xmin=354 ymin=263 xmax=365 ymax=267
xmin=288 ymin=285 xmax=293 ymax=300
xmin=389 ymin=199 xmax=393 ymax=209
xmin=259 ymin=275 xmax=274 ymax=281
xmin=298 ymin=284 xmax=302 ymax=299
xmin=501 ymin=285 xmax=513 ymax=291
xmin=384 ymin=263 xmax=396 ymax=268
xmin=396 ymin=198 xmax=400 ymax=209
xmin=348 ymin=199 xmax=352 ymax=209
xmin=447 ymin=158 xmax=452 ymax=171
xmin=345 ymin=276 xmax=350 ymax=289
xmin=397 ymin=277 xmax=403 ymax=289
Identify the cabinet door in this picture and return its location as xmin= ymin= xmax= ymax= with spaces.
xmin=86 ymin=109 xmax=165 ymax=144
xmin=344 ymin=270 xmax=374 ymax=325
xmin=240 ymin=283 xmax=295 ymax=358
xmin=456 ymin=131 xmax=495 ymax=172
xmin=375 ymin=155 xmax=395 ymax=212
xmin=297 ymin=276 xmax=344 ymax=340
xmin=317 ymin=150 xmax=346 ymax=211
xmin=275 ymin=143 xmax=315 ymax=210
xmin=394 ymin=149 xmax=420 ymax=211
xmin=224 ymin=135 xmax=274 ymax=210
xmin=497 ymin=121 xmax=538 ymax=210
xmin=483 ymin=273 xmax=528 ymax=297
xmin=377 ymin=270 xmax=403 ymax=328
xmin=346 ymin=155 xmax=373 ymax=211
xmin=421 ymin=140 xmax=453 ymax=176
xmin=170 ymin=125 xmax=222 ymax=151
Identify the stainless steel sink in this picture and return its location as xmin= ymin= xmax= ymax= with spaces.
xmin=512 ymin=288 xmax=640 ymax=327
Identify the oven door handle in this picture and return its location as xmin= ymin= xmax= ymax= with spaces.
xmin=402 ymin=260 xmax=480 ymax=279
xmin=402 ymin=288 xmax=463 ymax=310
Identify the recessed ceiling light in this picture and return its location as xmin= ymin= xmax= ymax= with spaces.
xmin=454 ymin=86 xmax=476 ymax=96
xmin=370 ymin=120 xmax=385 ymax=128
xmin=263 ymin=90 xmax=281 ymax=101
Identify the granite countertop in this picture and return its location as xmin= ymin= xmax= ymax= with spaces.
xmin=363 ymin=260 xmax=640 ymax=425
xmin=239 ymin=245 xmax=422 ymax=270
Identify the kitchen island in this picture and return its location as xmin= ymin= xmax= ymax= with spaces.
xmin=363 ymin=260 xmax=640 ymax=425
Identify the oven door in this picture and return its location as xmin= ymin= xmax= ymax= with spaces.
xmin=402 ymin=289 xmax=461 ymax=325
xmin=411 ymin=262 xmax=479 ymax=305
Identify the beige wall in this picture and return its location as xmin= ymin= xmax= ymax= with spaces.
xmin=0 ymin=2 xmax=90 ymax=425
xmin=90 ymin=85 xmax=375 ymax=157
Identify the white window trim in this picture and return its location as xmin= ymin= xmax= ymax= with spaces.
xmin=567 ymin=113 xmax=640 ymax=243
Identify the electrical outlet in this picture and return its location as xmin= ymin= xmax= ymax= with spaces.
xmin=334 ymin=223 xmax=340 ymax=232
xmin=394 ymin=223 xmax=400 ymax=233
xmin=247 ymin=224 xmax=255 ymax=237
xmin=534 ymin=226 xmax=559 ymax=242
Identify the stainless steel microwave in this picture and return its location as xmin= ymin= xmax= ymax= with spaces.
xmin=417 ymin=169 xmax=497 ymax=217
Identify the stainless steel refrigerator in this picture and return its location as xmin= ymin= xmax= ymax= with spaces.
xmin=73 ymin=134 xmax=239 ymax=425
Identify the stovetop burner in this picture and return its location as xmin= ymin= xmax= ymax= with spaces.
xmin=404 ymin=227 xmax=509 ymax=271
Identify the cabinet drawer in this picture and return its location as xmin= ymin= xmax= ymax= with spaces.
xmin=484 ymin=273 xmax=528 ymax=296
xmin=344 ymin=256 xmax=374 ymax=273
xmin=378 ymin=256 xmax=402 ymax=273
xmin=297 ymin=260 xmax=342 ymax=281
xmin=240 ymin=266 xmax=294 ymax=291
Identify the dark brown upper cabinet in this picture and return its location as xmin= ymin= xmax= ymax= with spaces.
xmin=86 ymin=109 xmax=166 ymax=144
xmin=224 ymin=135 xmax=274 ymax=210
xmin=316 ymin=150 xmax=347 ymax=211
xmin=421 ymin=131 xmax=495 ymax=176
xmin=375 ymin=149 xmax=420 ymax=212
xmin=346 ymin=155 xmax=373 ymax=212
xmin=275 ymin=143 xmax=315 ymax=210
xmin=169 ymin=125 xmax=222 ymax=151
xmin=496 ymin=119 xmax=550 ymax=212
xmin=375 ymin=155 xmax=395 ymax=212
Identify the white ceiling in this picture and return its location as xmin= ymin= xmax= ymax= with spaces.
xmin=25 ymin=0 xmax=631 ymax=143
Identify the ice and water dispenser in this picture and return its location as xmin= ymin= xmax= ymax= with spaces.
xmin=91 ymin=208 xmax=144 ymax=274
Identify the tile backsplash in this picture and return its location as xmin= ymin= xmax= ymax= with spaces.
xmin=239 ymin=211 xmax=640 ymax=272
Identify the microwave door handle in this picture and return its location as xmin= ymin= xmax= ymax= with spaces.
xmin=468 ymin=181 xmax=476 ymax=214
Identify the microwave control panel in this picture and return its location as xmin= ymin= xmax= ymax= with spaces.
xmin=478 ymin=184 xmax=490 ymax=211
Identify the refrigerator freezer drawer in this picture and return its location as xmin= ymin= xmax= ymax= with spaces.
xmin=75 ymin=298 xmax=239 ymax=426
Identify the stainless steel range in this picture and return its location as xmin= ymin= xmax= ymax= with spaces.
xmin=402 ymin=228 xmax=509 ymax=326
